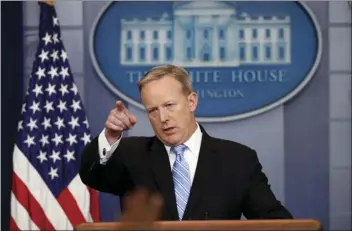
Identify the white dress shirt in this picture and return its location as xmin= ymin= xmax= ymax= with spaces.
xmin=97 ymin=124 xmax=203 ymax=184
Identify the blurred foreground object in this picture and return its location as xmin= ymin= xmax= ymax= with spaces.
xmin=119 ymin=188 xmax=163 ymax=230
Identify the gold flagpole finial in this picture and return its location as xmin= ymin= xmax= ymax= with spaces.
xmin=39 ymin=1 xmax=55 ymax=6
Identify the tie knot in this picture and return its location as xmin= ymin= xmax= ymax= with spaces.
xmin=171 ymin=144 xmax=187 ymax=157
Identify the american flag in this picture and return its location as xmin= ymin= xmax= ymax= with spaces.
xmin=10 ymin=2 xmax=100 ymax=230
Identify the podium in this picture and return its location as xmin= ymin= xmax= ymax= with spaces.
xmin=75 ymin=219 xmax=322 ymax=230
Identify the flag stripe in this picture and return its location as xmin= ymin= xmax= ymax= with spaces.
xmin=12 ymin=173 xmax=54 ymax=230
xmin=12 ymin=145 xmax=73 ymax=229
xmin=10 ymin=216 xmax=21 ymax=231
xmin=88 ymin=187 xmax=100 ymax=222
xmin=10 ymin=193 xmax=40 ymax=230
xmin=57 ymin=187 xmax=86 ymax=226
xmin=67 ymin=175 xmax=92 ymax=221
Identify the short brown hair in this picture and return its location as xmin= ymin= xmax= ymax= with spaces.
xmin=137 ymin=64 xmax=193 ymax=95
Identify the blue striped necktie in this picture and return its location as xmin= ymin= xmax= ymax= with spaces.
xmin=171 ymin=144 xmax=191 ymax=220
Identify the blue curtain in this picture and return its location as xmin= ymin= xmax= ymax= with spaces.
xmin=1 ymin=2 xmax=24 ymax=230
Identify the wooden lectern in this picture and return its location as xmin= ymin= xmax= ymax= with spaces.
xmin=75 ymin=219 xmax=322 ymax=230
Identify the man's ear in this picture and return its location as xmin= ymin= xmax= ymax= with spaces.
xmin=188 ymin=92 xmax=198 ymax=112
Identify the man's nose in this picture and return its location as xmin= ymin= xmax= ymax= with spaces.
xmin=159 ymin=108 xmax=169 ymax=122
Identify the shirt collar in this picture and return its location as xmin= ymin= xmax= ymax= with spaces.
xmin=164 ymin=123 xmax=202 ymax=156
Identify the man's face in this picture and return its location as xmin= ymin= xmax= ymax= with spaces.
xmin=140 ymin=76 xmax=198 ymax=146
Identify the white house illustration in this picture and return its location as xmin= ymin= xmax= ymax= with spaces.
xmin=120 ymin=1 xmax=291 ymax=67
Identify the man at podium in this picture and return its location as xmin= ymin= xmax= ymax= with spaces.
xmin=79 ymin=65 xmax=293 ymax=221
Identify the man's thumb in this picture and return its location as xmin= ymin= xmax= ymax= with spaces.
xmin=129 ymin=115 xmax=137 ymax=124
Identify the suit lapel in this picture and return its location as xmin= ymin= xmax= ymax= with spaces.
xmin=183 ymin=130 xmax=218 ymax=219
xmin=149 ymin=137 xmax=178 ymax=220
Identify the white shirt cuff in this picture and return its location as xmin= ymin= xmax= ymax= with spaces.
xmin=98 ymin=128 xmax=122 ymax=165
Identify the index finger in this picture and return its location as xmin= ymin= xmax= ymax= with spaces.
xmin=116 ymin=100 xmax=127 ymax=113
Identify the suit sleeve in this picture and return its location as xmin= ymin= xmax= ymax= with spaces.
xmin=79 ymin=135 xmax=133 ymax=196
xmin=242 ymin=149 xmax=293 ymax=219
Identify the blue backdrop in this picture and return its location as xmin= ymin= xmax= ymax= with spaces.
xmin=1 ymin=2 xmax=351 ymax=231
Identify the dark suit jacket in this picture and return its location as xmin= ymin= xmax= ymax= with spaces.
xmin=79 ymin=125 xmax=293 ymax=220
